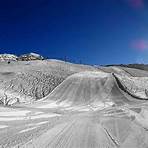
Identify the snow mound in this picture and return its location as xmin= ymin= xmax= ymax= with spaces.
xmin=42 ymin=71 xmax=139 ymax=108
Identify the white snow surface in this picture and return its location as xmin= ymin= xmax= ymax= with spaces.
xmin=0 ymin=125 xmax=8 ymax=129
xmin=0 ymin=107 xmax=60 ymax=121
xmin=0 ymin=110 xmax=31 ymax=116
xmin=29 ymin=53 xmax=42 ymax=57
xmin=115 ymin=73 xmax=148 ymax=98
xmin=70 ymin=71 xmax=109 ymax=78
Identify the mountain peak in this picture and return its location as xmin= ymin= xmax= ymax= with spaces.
xmin=0 ymin=54 xmax=18 ymax=61
xmin=18 ymin=52 xmax=44 ymax=61
xmin=0 ymin=52 xmax=44 ymax=62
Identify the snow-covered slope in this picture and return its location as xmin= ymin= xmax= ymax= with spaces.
xmin=0 ymin=60 xmax=99 ymax=105
xmin=99 ymin=66 xmax=148 ymax=77
xmin=114 ymin=73 xmax=148 ymax=99
xmin=0 ymin=71 xmax=65 ymax=105
xmin=40 ymin=71 xmax=147 ymax=110
xmin=1 ymin=60 xmax=148 ymax=148
xmin=0 ymin=57 xmax=148 ymax=106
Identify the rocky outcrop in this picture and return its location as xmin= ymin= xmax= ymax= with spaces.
xmin=0 ymin=53 xmax=44 ymax=62
xmin=18 ymin=53 xmax=44 ymax=61
xmin=0 ymin=54 xmax=18 ymax=62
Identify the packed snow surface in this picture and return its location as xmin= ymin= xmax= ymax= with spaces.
xmin=0 ymin=60 xmax=148 ymax=148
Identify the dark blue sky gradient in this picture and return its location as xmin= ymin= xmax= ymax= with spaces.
xmin=0 ymin=0 xmax=148 ymax=64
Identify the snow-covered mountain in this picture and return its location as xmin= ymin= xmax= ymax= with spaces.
xmin=18 ymin=52 xmax=44 ymax=61
xmin=0 ymin=54 xmax=18 ymax=61
xmin=0 ymin=53 xmax=44 ymax=62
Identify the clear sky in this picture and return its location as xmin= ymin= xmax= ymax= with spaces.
xmin=0 ymin=0 xmax=148 ymax=65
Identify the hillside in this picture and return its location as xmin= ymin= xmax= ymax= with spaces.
xmin=106 ymin=63 xmax=148 ymax=72
xmin=0 ymin=60 xmax=98 ymax=105
xmin=0 ymin=59 xmax=148 ymax=148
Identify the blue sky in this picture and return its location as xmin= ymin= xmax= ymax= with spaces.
xmin=0 ymin=0 xmax=148 ymax=65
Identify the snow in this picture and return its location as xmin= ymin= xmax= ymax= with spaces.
xmin=19 ymin=127 xmax=37 ymax=133
xmin=0 ymin=59 xmax=148 ymax=147
xmin=0 ymin=113 xmax=60 ymax=121
xmin=35 ymin=121 xmax=48 ymax=125
xmin=37 ymin=101 xmax=58 ymax=108
xmin=0 ymin=110 xmax=31 ymax=117
xmin=114 ymin=73 xmax=148 ymax=99
xmin=61 ymin=101 xmax=114 ymax=112
xmin=19 ymin=52 xmax=43 ymax=60
xmin=29 ymin=53 xmax=41 ymax=57
xmin=0 ymin=125 xmax=8 ymax=129
xmin=30 ymin=113 xmax=60 ymax=119
xmin=90 ymin=101 xmax=114 ymax=111
xmin=64 ymin=106 xmax=90 ymax=111
xmin=71 ymin=71 xmax=109 ymax=78
xmin=0 ymin=108 xmax=60 ymax=121
xmin=0 ymin=117 xmax=26 ymax=121
xmin=27 ymin=121 xmax=48 ymax=127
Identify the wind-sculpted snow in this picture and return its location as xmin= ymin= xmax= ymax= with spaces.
xmin=0 ymin=71 xmax=65 ymax=105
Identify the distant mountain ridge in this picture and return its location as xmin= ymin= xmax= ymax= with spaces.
xmin=105 ymin=64 xmax=148 ymax=71
xmin=1 ymin=53 xmax=148 ymax=72
xmin=18 ymin=52 xmax=44 ymax=61
xmin=0 ymin=52 xmax=44 ymax=61
xmin=0 ymin=54 xmax=18 ymax=61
